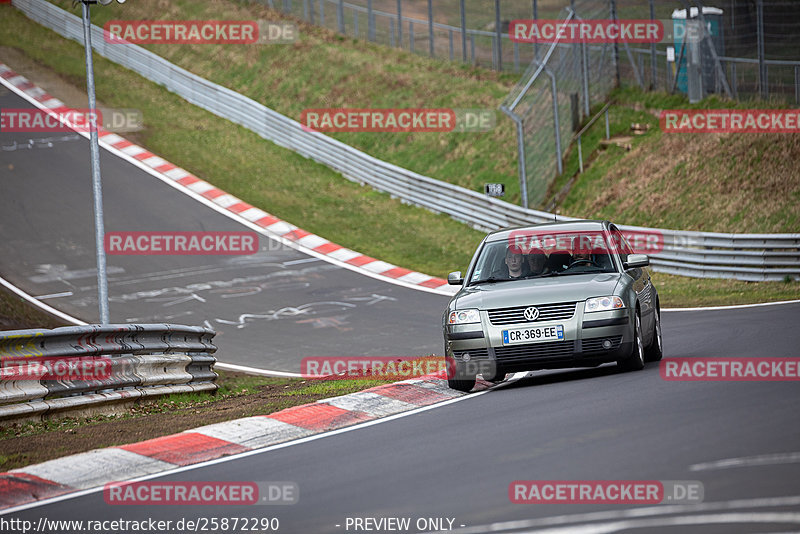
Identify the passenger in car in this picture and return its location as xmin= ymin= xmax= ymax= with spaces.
xmin=526 ymin=247 xmax=550 ymax=276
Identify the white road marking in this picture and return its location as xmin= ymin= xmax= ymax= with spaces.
xmin=440 ymin=495 xmax=800 ymax=534
xmin=690 ymin=451 xmax=800 ymax=472
xmin=511 ymin=513 xmax=800 ymax=534
xmin=663 ymin=299 xmax=800 ymax=312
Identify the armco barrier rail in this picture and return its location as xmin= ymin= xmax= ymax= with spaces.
xmin=11 ymin=0 xmax=800 ymax=282
xmin=0 ymin=324 xmax=217 ymax=420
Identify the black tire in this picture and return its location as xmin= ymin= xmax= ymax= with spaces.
xmin=446 ymin=357 xmax=476 ymax=392
xmin=644 ymin=305 xmax=663 ymax=362
xmin=617 ymin=311 xmax=645 ymax=372
xmin=448 ymin=377 xmax=476 ymax=392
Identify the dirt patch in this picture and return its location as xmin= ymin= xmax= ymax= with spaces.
xmin=0 ymin=284 xmax=66 ymax=331
xmin=0 ymin=46 xmax=100 ymax=110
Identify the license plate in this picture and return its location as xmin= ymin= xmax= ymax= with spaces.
xmin=502 ymin=325 xmax=564 ymax=345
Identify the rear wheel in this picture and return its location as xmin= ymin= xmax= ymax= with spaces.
xmin=644 ymin=305 xmax=663 ymax=362
xmin=617 ymin=312 xmax=645 ymax=372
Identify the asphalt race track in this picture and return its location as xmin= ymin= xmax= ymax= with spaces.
xmin=2 ymin=65 xmax=800 ymax=534
xmin=0 ymin=89 xmax=447 ymax=371
xmin=5 ymin=302 xmax=800 ymax=532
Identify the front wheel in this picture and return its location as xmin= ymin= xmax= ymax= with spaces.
xmin=644 ymin=306 xmax=663 ymax=362
xmin=617 ymin=312 xmax=645 ymax=372
xmin=446 ymin=357 xmax=476 ymax=392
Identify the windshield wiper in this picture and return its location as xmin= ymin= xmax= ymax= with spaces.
xmin=527 ymin=271 xmax=561 ymax=278
xmin=469 ymin=276 xmax=508 ymax=286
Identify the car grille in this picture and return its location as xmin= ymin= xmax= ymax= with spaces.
xmin=582 ymin=335 xmax=623 ymax=354
xmin=488 ymin=302 xmax=577 ymax=325
xmin=453 ymin=348 xmax=490 ymax=360
xmin=494 ymin=340 xmax=575 ymax=363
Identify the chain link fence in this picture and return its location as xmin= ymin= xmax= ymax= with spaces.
xmin=257 ymin=0 xmax=799 ymax=209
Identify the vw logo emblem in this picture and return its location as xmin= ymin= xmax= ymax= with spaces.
xmin=523 ymin=307 xmax=540 ymax=321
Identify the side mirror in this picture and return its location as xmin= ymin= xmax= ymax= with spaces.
xmin=447 ymin=271 xmax=464 ymax=285
xmin=623 ymin=254 xmax=649 ymax=270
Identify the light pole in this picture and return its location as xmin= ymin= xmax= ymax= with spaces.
xmin=78 ymin=0 xmax=125 ymax=324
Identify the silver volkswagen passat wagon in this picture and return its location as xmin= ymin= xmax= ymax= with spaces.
xmin=443 ymin=220 xmax=662 ymax=391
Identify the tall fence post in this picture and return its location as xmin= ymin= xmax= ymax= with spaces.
xmin=409 ymin=21 xmax=415 ymax=53
xmin=581 ymin=42 xmax=590 ymax=116
xmin=610 ymin=0 xmax=620 ymax=87
xmin=649 ymin=0 xmax=657 ymax=89
xmin=397 ymin=0 xmax=402 ymax=47
xmin=319 ymin=0 xmax=324 ymax=25
xmin=533 ymin=0 xmax=539 ymax=60
xmin=367 ymin=0 xmax=375 ymax=42
xmin=501 ymin=107 xmax=530 ymax=210
xmin=337 ymin=0 xmax=344 ymax=34
xmin=390 ymin=18 xmax=395 ymax=47
xmin=757 ymin=0 xmax=767 ymax=99
xmin=449 ymin=30 xmax=454 ymax=61
xmin=428 ymin=0 xmax=434 ymax=57
xmin=548 ymin=70 xmax=563 ymax=176
xmin=460 ymin=0 xmax=467 ymax=62
xmin=494 ymin=0 xmax=502 ymax=71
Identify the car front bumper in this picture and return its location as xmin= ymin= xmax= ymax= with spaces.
xmin=444 ymin=305 xmax=633 ymax=374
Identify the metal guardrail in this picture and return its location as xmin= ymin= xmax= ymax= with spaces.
xmin=0 ymin=324 xmax=217 ymax=420
xmin=11 ymin=0 xmax=800 ymax=282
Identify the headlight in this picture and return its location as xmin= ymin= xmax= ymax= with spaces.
xmin=584 ymin=296 xmax=625 ymax=313
xmin=448 ymin=309 xmax=481 ymax=325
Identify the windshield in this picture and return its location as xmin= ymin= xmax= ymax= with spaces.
xmin=469 ymin=229 xmax=617 ymax=285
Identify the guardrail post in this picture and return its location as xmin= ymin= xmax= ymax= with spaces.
xmin=604 ymin=108 xmax=610 ymax=139
xmin=354 ymin=10 xmax=359 ymax=38
xmin=578 ymin=135 xmax=583 ymax=174
xmin=337 ymin=0 xmax=344 ymax=33
xmin=319 ymin=0 xmax=324 ymax=25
